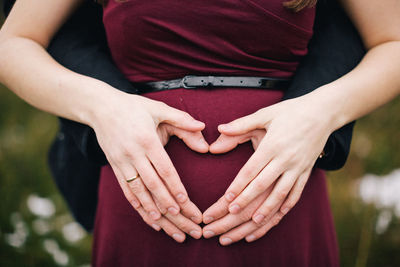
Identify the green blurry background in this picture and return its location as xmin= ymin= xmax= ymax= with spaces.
xmin=1 ymin=9 xmax=399 ymax=267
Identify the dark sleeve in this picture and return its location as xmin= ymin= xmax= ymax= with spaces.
xmin=46 ymin=1 xmax=139 ymax=165
xmin=282 ymin=0 xmax=365 ymax=170
xmin=3 ymin=0 xmax=14 ymax=15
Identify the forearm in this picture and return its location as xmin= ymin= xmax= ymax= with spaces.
xmin=0 ymin=35 xmax=118 ymax=127
xmin=311 ymin=41 xmax=400 ymax=132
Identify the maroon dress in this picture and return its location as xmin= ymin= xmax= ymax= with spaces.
xmin=93 ymin=1 xmax=339 ymax=266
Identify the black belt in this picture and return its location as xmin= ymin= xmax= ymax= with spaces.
xmin=135 ymin=75 xmax=290 ymax=93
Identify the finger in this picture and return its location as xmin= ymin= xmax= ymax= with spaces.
xmin=219 ymin=220 xmax=259 ymax=246
xmin=164 ymin=212 xmax=202 ymax=239
xmin=250 ymin=170 xmax=298 ymax=224
xmin=125 ymin=169 xmax=162 ymax=220
xmin=166 ymin=124 xmax=209 ymax=153
xmin=157 ymin=103 xmax=205 ymax=131
xmin=245 ymin=211 xmax=285 ymax=243
xmin=202 ymin=196 xmax=230 ymax=224
xmin=136 ymin=205 xmax=186 ymax=243
xmin=203 ymin=191 xmax=269 ymax=238
xmin=280 ymin=169 xmax=311 ymax=215
xmin=135 ymin=205 xmax=162 ymax=232
xmin=223 ymin=139 xmax=274 ymax=203
xmin=218 ymin=109 xmax=271 ymax=135
xmin=179 ymin=199 xmax=203 ymax=224
xmin=209 ymin=133 xmax=252 ymax=154
xmin=202 ymin=213 xmax=241 ymax=238
xmin=111 ymin=164 xmax=142 ymax=210
xmin=153 ymin=195 xmax=202 ymax=229
xmin=134 ymin=157 xmax=180 ymax=215
xmin=227 ymin=158 xmax=283 ymax=214
xmin=146 ymin=140 xmax=190 ymax=205
xmin=220 ymin=199 xmax=284 ymax=246
xmin=154 ymin=191 xmax=202 ymax=224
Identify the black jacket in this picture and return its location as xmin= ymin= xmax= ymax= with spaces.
xmin=2 ymin=0 xmax=365 ymax=231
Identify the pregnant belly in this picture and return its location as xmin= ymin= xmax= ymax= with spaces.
xmin=142 ymin=88 xmax=284 ymax=211
xmin=94 ymin=88 xmax=339 ymax=267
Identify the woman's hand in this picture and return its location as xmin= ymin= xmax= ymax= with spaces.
xmin=205 ymin=96 xmax=333 ymax=228
xmin=202 ymin=182 xmax=294 ymax=245
xmin=90 ymin=90 xmax=208 ymax=240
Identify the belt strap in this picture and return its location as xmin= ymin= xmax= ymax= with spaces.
xmin=142 ymin=75 xmax=289 ymax=91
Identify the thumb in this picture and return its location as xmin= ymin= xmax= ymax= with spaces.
xmin=209 ymin=133 xmax=252 ymax=154
xmin=218 ymin=108 xmax=271 ymax=136
xmin=158 ymin=104 xmax=205 ymax=131
xmin=168 ymin=126 xmax=209 ymax=153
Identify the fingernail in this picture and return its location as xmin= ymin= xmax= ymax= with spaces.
xmin=220 ymin=237 xmax=232 ymax=246
xmin=190 ymin=230 xmax=201 ymax=239
xmin=203 ymin=216 xmax=214 ymax=224
xmin=203 ymin=230 xmax=215 ymax=238
xmin=218 ymin=124 xmax=227 ymax=131
xmin=168 ymin=207 xmax=179 ymax=215
xmin=176 ymin=193 xmax=187 ymax=203
xmin=172 ymin=233 xmax=185 ymax=242
xmin=194 ymin=120 xmax=205 ymax=127
xmin=246 ymin=235 xmax=256 ymax=242
xmin=149 ymin=211 xmax=160 ymax=220
xmin=253 ymin=214 xmax=265 ymax=224
xmin=282 ymin=207 xmax=290 ymax=214
xmin=151 ymin=224 xmax=161 ymax=231
xmin=191 ymin=216 xmax=199 ymax=222
xmin=229 ymin=204 xmax=240 ymax=214
xmin=225 ymin=192 xmax=235 ymax=202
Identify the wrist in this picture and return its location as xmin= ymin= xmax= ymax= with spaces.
xmin=80 ymin=80 xmax=128 ymax=129
xmin=302 ymin=84 xmax=348 ymax=133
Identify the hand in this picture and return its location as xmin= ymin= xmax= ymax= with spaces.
xmin=91 ymin=91 xmax=209 ymax=240
xmin=206 ymin=96 xmax=332 ymax=230
xmin=202 ymin=184 xmax=277 ymax=245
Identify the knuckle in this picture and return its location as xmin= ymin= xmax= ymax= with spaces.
xmin=112 ymin=155 xmax=125 ymax=166
xmin=159 ymin=207 xmax=168 ymax=215
xmin=284 ymin=202 xmax=294 ymax=211
xmin=138 ymin=135 xmax=153 ymax=149
xmin=180 ymin=111 xmax=192 ymax=120
xmin=145 ymin=179 xmax=159 ymax=191
xmin=239 ymin=209 xmax=253 ymax=221
xmin=121 ymin=146 xmax=135 ymax=159
xmin=272 ymin=215 xmax=282 ymax=226
xmin=276 ymin=190 xmax=288 ymax=201
xmin=177 ymin=221 xmax=189 ymax=231
xmin=259 ymin=219 xmax=268 ymax=226
xmin=261 ymin=204 xmax=273 ymax=215
xmin=219 ymin=221 xmax=231 ymax=232
xmin=241 ymin=169 xmax=253 ymax=180
xmin=253 ymin=180 xmax=266 ymax=192
xmin=128 ymin=180 xmax=143 ymax=193
xmin=238 ymin=194 xmax=252 ymax=206
xmin=157 ymin=165 xmax=173 ymax=178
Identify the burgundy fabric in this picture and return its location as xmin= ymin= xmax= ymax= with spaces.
xmin=92 ymin=88 xmax=339 ymax=267
xmin=94 ymin=1 xmax=338 ymax=266
xmin=102 ymin=0 xmax=315 ymax=82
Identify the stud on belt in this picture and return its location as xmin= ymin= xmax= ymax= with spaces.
xmin=140 ymin=75 xmax=290 ymax=92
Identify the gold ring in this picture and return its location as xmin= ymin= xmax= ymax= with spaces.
xmin=126 ymin=174 xmax=140 ymax=183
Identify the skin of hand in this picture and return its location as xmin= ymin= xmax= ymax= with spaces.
xmin=92 ymin=92 xmax=210 ymax=241
xmin=201 ymin=100 xmax=325 ymax=245
xmin=202 ymin=182 xmax=301 ymax=246
xmin=201 ymin=0 xmax=400 ymax=245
